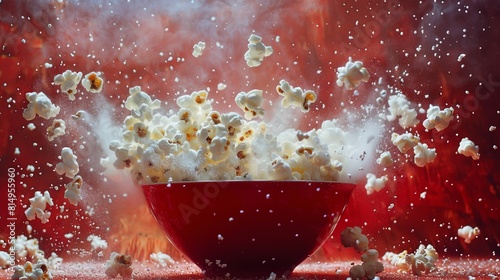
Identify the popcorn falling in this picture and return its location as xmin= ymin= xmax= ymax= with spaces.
xmin=64 ymin=175 xmax=83 ymax=206
xmin=88 ymin=235 xmax=108 ymax=252
xmin=22 ymin=92 xmax=60 ymax=120
xmin=81 ymin=71 xmax=104 ymax=93
xmin=413 ymin=142 xmax=437 ymax=167
xmin=235 ymin=89 xmax=265 ymax=120
xmin=192 ymin=41 xmax=206 ymax=57
xmin=365 ymin=173 xmax=388 ymax=195
xmin=244 ymin=34 xmax=273 ymax=67
xmin=46 ymin=119 xmax=66 ymax=141
xmin=53 ymin=70 xmax=83 ymax=100
xmin=458 ymin=137 xmax=480 ymax=160
xmin=276 ymin=79 xmax=317 ymax=112
xmin=423 ymin=105 xmax=454 ymax=131
xmin=457 ymin=225 xmax=481 ymax=244
xmin=391 ymin=132 xmax=420 ymax=154
xmin=150 ymin=252 xmax=175 ymax=267
xmin=105 ymin=252 xmax=133 ymax=279
xmin=54 ymin=147 xmax=80 ymax=179
xmin=376 ymin=151 xmax=393 ymax=166
xmin=0 ymin=251 xmax=10 ymax=268
xmin=25 ymin=191 xmax=54 ymax=224
xmin=385 ymin=94 xmax=419 ymax=129
xmin=336 ymin=57 xmax=370 ymax=90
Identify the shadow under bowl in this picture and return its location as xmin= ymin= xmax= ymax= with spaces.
xmin=142 ymin=180 xmax=355 ymax=278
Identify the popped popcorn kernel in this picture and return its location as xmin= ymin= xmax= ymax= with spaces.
xmin=365 ymin=173 xmax=388 ymax=195
xmin=458 ymin=137 xmax=480 ymax=160
xmin=340 ymin=226 xmax=369 ymax=252
xmin=423 ymin=105 xmax=454 ymax=131
xmin=385 ymin=94 xmax=419 ymax=128
xmin=235 ymin=89 xmax=265 ymax=120
xmin=276 ymin=79 xmax=317 ymax=112
xmin=125 ymin=86 xmax=161 ymax=114
xmin=81 ymin=71 xmax=104 ymax=93
xmin=244 ymin=33 xmax=273 ymax=67
xmin=336 ymin=57 xmax=370 ymax=90
xmin=64 ymin=175 xmax=83 ymax=206
xmin=11 ymin=260 xmax=53 ymax=280
xmin=383 ymin=244 xmax=438 ymax=276
xmin=54 ymin=147 xmax=79 ymax=179
xmin=46 ymin=119 xmax=66 ymax=141
xmin=413 ymin=142 xmax=437 ymax=167
xmin=150 ymin=252 xmax=175 ymax=267
xmin=0 ymin=251 xmax=10 ymax=268
xmin=53 ymin=70 xmax=83 ymax=100
xmin=22 ymin=92 xmax=61 ymax=121
xmin=458 ymin=225 xmax=481 ymax=244
xmin=391 ymin=132 xmax=420 ymax=153
xmin=25 ymin=191 xmax=54 ymax=224
xmin=192 ymin=41 xmax=206 ymax=57
xmin=88 ymin=234 xmax=108 ymax=252
xmin=376 ymin=151 xmax=393 ymax=166
xmin=105 ymin=252 xmax=133 ymax=279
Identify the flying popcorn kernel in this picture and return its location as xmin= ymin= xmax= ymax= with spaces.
xmin=386 ymin=94 xmax=420 ymax=128
xmin=22 ymin=92 xmax=61 ymax=121
xmin=25 ymin=191 xmax=54 ymax=224
xmin=0 ymin=251 xmax=10 ymax=268
xmin=64 ymin=175 xmax=83 ymax=206
xmin=457 ymin=225 xmax=480 ymax=244
xmin=235 ymin=89 xmax=265 ymax=120
xmin=458 ymin=137 xmax=480 ymax=160
xmin=81 ymin=71 xmax=104 ymax=93
xmin=125 ymin=86 xmax=161 ymax=113
xmin=365 ymin=173 xmax=388 ymax=195
xmin=336 ymin=57 xmax=370 ymax=90
xmin=340 ymin=226 xmax=369 ymax=252
xmin=276 ymin=79 xmax=317 ymax=112
xmin=391 ymin=132 xmax=420 ymax=153
xmin=105 ymin=252 xmax=133 ymax=279
xmin=53 ymin=70 xmax=83 ymax=100
xmin=244 ymin=34 xmax=273 ymax=67
xmin=46 ymin=119 xmax=66 ymax=141
xmin=88 ymin=235 xmax=108 ymax=252
xmin=413 ymin=143 xmax=437 ymax=167
xmin=423 ymin=105 xmax=454 ymax=131
xmin=55 ymin=147 xmax=80 ymax=179
xmin=376 ymin=151 xmax=393 ymax=166
xmin=360 ymin=249 xmax=384 ymax=280
xmin=192 ymin=41 xmax=206 ymax=57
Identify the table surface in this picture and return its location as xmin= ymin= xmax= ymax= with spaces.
xmin=1 ymin=257 xmax=499 ymax=279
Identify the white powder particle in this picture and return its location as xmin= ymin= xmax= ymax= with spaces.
xmin=489 ymin=126 xmax=497 ymax=132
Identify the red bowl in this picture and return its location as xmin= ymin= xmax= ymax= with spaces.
xmin=142 ymin=181 xmax=355 ymax=278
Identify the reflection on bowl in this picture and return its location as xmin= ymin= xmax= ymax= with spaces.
xmin=142 ymin=181 xmax=355 ymax=278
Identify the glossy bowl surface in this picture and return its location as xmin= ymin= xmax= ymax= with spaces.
xmin=142 ymin=180 xmax=355 ymax=278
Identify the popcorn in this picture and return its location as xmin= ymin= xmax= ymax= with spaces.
xmin=11 ymin=260 xmax=53 ymax=280
xmin=22 ymin=92 xmax=61 ymax=120
xmin=88 ymin=235 xmax=108 ymax=252
xmin=125 ymin=86 xmax=161 ymax=115
xmin=386 ymin=94 xmax=419 ymax=128
xmin=276 ymin=79 xmax=317 ymax=112
xmin=192 ymin=41 xmax=206 ymax=57
xmin=383 ymin=244 xmax=438 ymax=276
xmin=423 ymin=105 xmax=454 ymax=131
xmin=81 ymin=71 xmax=104 ymax=93
xmin=458 ymin=225 xmax=481 ymax=244
xmin=55 ymin=147 xmax=79 ymax=179
xmin=336 ymin=57 xmax=370 ymax=90
xmin=25 ymin=191 xmax=54 ymax=224
xmin=105 ymin=252 xmax=133 ymax=279
xmin=360 ymin=249 xmax=384 ymax=279
xmin=0 ymin=250 xmax=10 ymax=268
xmin=244 ymin=34 xmax=273 ymax=67
xmin=53 ymin=70 xmax=83 ymax=100
xmin=376 ymin=151 xmax=393 ymax=166
xmin=458 ymin=137 xmax=480 ymax=160
xmin=150 ymin=252 xmax=175 ymax=267
xmin=391 ymin=132 xmax=420 ymax=153
xmin=413 ymin=143 xmax=437 ymax=167
xmin=46 ymin=119 xmax=66 ymax=141
xmin=64 ymin=175 xmax=83 ymax=206
xmin=47 ymin=252 xmax=63 ymax=270
xmin=235 ymin=89 xmax=265 ymax=120
xmin=340 ymin=226 xmax=369 ymax=252
xmin=365 ymin=173 xmax=388 ymax=195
